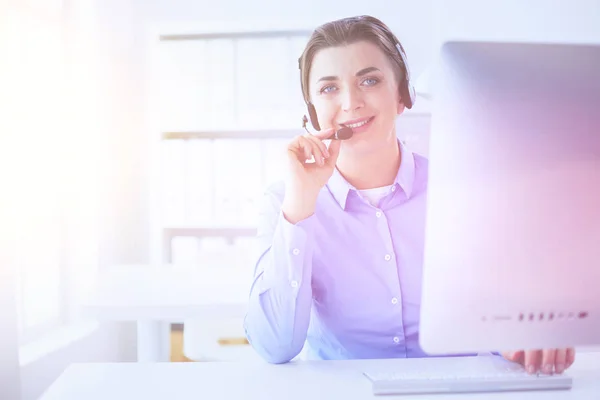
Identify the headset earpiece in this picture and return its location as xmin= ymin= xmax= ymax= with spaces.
xmin=307 ymin=103 xmax=321 ymax=131
xmin=394 ymin=42 xmax=415 ymax=110
xmin=399 ymin=82 xmax=415 ymax=110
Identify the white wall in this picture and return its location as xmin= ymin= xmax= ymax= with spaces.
xmin=90 ymin=0 xmax=151 ymax=268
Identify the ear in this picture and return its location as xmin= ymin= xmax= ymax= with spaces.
xmin=396 ymin=85 xmax=406 ymax=115
xmin=397 ymin=98 xmax=406 ymax=115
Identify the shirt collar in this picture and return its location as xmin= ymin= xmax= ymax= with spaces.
xmin=327 ymin=139 xmax=416 ymax=210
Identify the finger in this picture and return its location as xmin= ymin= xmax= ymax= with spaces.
xmin=287 ymin=136 xmax=313 ymax=163
xmin=299 ymin=136 xmax=325 ymax=165
xmin=524 ymin=350 xmax=542 ymax=374
xmin=566 ymin=347 xmax=576 ymax=369
xmin=299 ymin=136 xmax=312 ymax=161
xmin=502 ymin=351 xmax=524 ymax=364
xmin=325 ymin=137 xmax=342 ymax=167
xmin=311 ymin=127 xmax=336 ymax=140
xmin=541 ymin=349 xmax=556 ymax=375
xmin=292 ymin=136 xmax=315 ymax=162
xmin=555 ymin=348 xmax=567 ymax=374
xmin=303 ymin=134 xmax=329 ymax=159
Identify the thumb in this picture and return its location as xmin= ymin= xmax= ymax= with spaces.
xmin=325 ymin=138 xmax=342 ymax=167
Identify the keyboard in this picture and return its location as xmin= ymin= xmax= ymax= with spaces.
xmin=363 ymin=355 xmax=572 ymax=395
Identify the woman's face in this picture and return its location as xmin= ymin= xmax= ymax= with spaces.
xmin=308 ymin=40 xmax=404 ymax=152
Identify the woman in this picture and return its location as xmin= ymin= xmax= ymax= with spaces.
xmin=243 ymin=15 xmax=575 ymax=374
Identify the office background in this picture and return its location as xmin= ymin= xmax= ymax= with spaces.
xmin=1 ymin=0 xmax=599 ymax=399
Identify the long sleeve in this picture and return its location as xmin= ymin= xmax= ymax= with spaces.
xmin=243 ymin=183 xmax=316 ymax=364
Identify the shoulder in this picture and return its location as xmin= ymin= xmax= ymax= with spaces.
xmin=413 ymin=152 xmax=429 ymax=173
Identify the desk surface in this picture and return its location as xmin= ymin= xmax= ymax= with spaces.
xmin=82 ymin=264 xmax=249 ymax=321
xmin=41 ymin=353 xmax=600 ymax=400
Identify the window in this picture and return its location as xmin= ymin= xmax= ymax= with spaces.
xmin=150 ymin=31 xmax=312 ymax=265
xmin=8 ymin=1 xmax=99 ymax=344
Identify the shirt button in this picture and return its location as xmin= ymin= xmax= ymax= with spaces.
xmin=291 ymin=281 xmax=298 ymax=288
xmin=384 ymin=254 xmax=391 ymax=261
xmin=292 ymin=248 xmax=300 ymax=255
xmin=391 ymin=298 xmax=398 ymax=305
xmin=393 ymin=337 xmax=400 ymax=343
xmin=375 ymin=211 xmax=382 ymax=218
xmin=391 ymin=186 xmax=397 ymax=192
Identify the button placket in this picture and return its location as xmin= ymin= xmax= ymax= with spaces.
xmin=375 ymin=209 xmax=395 ymax=264
xmin=290 ymin=248 xmax=301 ymax=288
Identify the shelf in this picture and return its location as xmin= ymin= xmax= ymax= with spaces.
xmin=163 ymin=226 xmax=257 ymax=237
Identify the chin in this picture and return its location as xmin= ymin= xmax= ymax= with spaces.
xmin=345 ymin=129 xmax=396 ymax=154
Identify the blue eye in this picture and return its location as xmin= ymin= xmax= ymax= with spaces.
xmin=362 ymin=77 xmax=379 ymax=86
xmin=320 ymin=85 xmax=337 ymax=94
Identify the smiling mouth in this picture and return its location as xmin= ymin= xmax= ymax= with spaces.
xmin=341 ymin=117 xmax=374 ymax=129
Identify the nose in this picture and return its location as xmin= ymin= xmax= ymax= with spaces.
xmin=341 ymin=86 xmax=364 ymax=113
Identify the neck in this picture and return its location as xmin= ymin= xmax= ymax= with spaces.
xmin=335 ymin=136 xmax=401 ymax=190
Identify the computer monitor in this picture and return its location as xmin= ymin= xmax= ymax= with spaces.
xmin=419 ymin=40 xmax=600 ymax=355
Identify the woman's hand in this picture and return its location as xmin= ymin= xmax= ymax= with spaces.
xmin=502 ymin=348 xmax=575 ymax=374
xmin=281 ymin=129 xmax=341 ymax=224
xmin=286 ymin=129 xmax=341 ymax=193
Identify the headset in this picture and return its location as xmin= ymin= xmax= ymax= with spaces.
xmin=298 ymin=19 xmax=416 ymax=141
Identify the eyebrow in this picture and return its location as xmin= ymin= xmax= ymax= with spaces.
xmin=317 ymin=67 xmax=381 ymax=82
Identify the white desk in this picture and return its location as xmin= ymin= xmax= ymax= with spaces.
xmin=82 ymin=264 xmax=250 ymax=362
xmin=40 ymin=353 xmax=600 ymax=400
